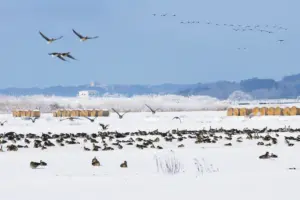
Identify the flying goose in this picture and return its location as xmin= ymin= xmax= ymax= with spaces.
xmin=99 ymin=123 xmax=109 ymax=130
xmin=0 ymin=121 xmax=7 ymax=126
xmin=72 ymin=29 xmax=99 ymax=41
xmin=172 ymin=116 xmax=182 ymax=123
xmin=39 ymin=31 xmax=63 ymax=44
xmin=29 ymin=117 xmax=39 ymax=123
xmin=61 ymin=52 xmax=77 ymax=60
xmin=48 ymin=52 xmax=67 ymax=61
xmin=84 ymin=116 xmax=97 ymax=122
xmin=111 ymin=108 xmax=129 ymax=119
xmin=145 ymin=104 xmax=159 ymax=114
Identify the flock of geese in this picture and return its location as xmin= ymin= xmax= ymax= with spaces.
xmin=152 ymin=13 xmax=287 ymax=49
xmin=0 ymin=125 xmax=299 ymax=169
xmin=39 ymin=29 xmax=98 ymax=62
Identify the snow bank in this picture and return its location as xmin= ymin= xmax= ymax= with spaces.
xmin=0 ymin=94 xmax=229 ymax=113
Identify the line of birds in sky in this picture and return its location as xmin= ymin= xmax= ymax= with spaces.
xmin=151 ymin=13 xmax=287 ymax=49
xmin=39 ymin=29 xmax=99 ymax=62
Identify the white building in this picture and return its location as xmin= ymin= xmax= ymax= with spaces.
xmin=78 ymin=90 xmax=99 ymax=98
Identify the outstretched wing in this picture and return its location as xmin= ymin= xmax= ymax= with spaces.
xmin=87 ymin=36 xmax=99 ymax=39
xmin=121 ymin=110 xmax=130 ymax=117
xmin=57 ymin=55 xmax=67 ymax=61
xmin=111 ymin=108 xmax=120 ymax=116
xmin=67 ymin=54 xmax=77 ymax=60
xmin=54 ymin=36 xmax=63 ymax=41
xmin=145 ymin=104 xmax=155 ymax=112
xmin=39 ymin=31 xmax=50 ymax=41
xmin=72 ymin=29 xmax=84 ymax=39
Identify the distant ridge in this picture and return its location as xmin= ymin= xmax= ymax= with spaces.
xmin=2 ymin=74 xmax=300 ymax=99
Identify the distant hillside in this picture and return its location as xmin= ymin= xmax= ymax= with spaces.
xmin=2 ymin=74 xmax=300 ymax=99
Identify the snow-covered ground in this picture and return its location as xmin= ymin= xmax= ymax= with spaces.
xmin=1 ymin=111 xmax=300 ymax=200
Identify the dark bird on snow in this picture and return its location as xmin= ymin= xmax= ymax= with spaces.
xmin=120 ymin=161 xmax=128 ymax=168
xmin=278 ymin=39 xmax=284 ymax=43
xmin=99 ymin=123 xmax=109 ymax=130
xmin=111 ymin=108 xmax=129 ymax=119
xmin=173 ymin=116 xmax=182 ymax=123
xmin=48 ymin=52 xmax=67 ymax=62
xmin=84 ymin=116 xmax=97 ymax=122
xmin=92 ymin=157 xmax=100 ymax=166
xmin=72 ymin=29 xmax=99 ymax=42
xmin=145 ymin=104 xmax=159 ymax=114
xmin=0 ymin=121 xmax=7 ymax=126
xmin=30 ymin=160 xmax=47 ymax=169
xmin=39 ymin=31 xmax=63 ymax=44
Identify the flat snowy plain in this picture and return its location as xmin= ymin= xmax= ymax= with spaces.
xmin=0 ymin=111 xmax=300 ymax=200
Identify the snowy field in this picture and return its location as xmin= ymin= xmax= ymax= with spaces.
xmin=0 ymin=111 xmax=300 ymax=200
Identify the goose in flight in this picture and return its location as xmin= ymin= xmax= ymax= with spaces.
xmin=61 ymin=52 xmax=77 ymax=60
xmin=111 ymin=108 xmax=129 ymax=119
xmin=30 ymin=117 xmax=39 ymax=123
xmin=84 ymin=116 xmax=97 ymax=123
xmin=145 ymin=104 xmax=159 ymax=114
xmin=39 ymin=31 xmax=63 ymax=44
xmin=48 ymin=52 xmax=67 ymax=61
xmin=0 ymin=121 xmax=7 ymax=126
xmin=72 ymin=29 xmax=98 ymax=41
xmin=172 ymin=116 xmax=182 ymax=123
xmin=99 ymin=123 xmax=109 ymax=130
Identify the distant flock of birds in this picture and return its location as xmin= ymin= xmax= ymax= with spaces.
xmin=151 ymin=13 xmax=287 ymax=49
xmin=39 ymin=29 xmax=98 ymax=62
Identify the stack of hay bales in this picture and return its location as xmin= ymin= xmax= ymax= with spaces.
xmin=12 ymin=110 xmax=41 ymax=118
xmin=233 ymin=108 xmax=239 ymax=116
xmin=71 ymin=110 xmax=80 ymax=117
xmin=259 ymin=107 xmax=268 ymax=116
xmin=290 ymin=106 xmax=299 ymax=116
xmin=102 ymin=110 xmax=110 ymax=117
xmin=239 ymin=108 xmax=251 ymax=116
xmin=252 ymin=107 xmax=260 ymax=116
xmin=267 ymin=107 xmax=275 ymax=116
xmin=227 ymin=106 xmax=300 ymax=117
xmin=275 ymin=107 xmax=283 ymax=115
xmin=227 ymin=108 xmax=234 ymax=116
xmin=283 ymin=107 xmax=291 ymax=116
xmin=53 ymin=109 xmax=110 ymax=117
